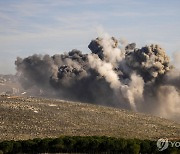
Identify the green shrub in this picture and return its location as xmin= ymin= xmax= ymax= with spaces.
xmin=0 ymin=141 xmax=13 ymax=153
xmin=0 ymin=136 xmax=179 ymax=153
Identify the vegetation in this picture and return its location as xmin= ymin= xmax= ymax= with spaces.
xmin=1 ymin=96 xmax=180 ymax=141
xmin=0 ymin=136 xmax=179 ymax=154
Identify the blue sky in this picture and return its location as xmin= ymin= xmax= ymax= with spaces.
xmin=0 ymin=0 xmax=180 ymax=74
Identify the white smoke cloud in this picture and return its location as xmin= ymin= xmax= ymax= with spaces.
xmin=156 ymin=86 xmax=180 ymax=121
xmin=88 ymin=54 xmax=121 ymax=89
xmin=172 ymin=51 xmax=180 ymax=69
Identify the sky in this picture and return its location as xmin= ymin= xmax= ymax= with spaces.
xmin=0 ymin=0 xmax=180 ymax=74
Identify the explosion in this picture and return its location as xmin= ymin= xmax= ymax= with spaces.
xmin=15 ymin=34 xmax=180 ymax=122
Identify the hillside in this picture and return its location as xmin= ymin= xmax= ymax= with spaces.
xmin=0 ymin=96 xmax=180 ymax=141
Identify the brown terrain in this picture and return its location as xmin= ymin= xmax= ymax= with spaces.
xmin=0 ymin=96 xmax=180 ymax=141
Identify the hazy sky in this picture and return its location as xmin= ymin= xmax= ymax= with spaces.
xmin=0 ymin=0 xmax=180 ymax=74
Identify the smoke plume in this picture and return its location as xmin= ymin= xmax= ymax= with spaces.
xmin=15 ymin=34 xmax=180 ymax=122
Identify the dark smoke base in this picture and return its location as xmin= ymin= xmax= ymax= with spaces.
xmin=15 ymin=36 xmax=180 ymax=122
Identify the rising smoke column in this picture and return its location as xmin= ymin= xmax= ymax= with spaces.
xmin=88 ymin=37 xmax=144 ymax=111
xmin=15 ymin=34 xmax=180 ymax=122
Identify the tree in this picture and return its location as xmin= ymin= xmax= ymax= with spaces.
xmin=12 ymin=141 xmax=22 ymax=153
xmin=21 ymin=140 xmax=37 ymax=153
xmin=140 ymin=140 xmax=151 ymax=153
xmin=49 ymin=138 xmax=64 ymax=153
xmin=0 ymin=141 xmax=13 ymax=153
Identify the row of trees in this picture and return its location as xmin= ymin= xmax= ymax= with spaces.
xmin=0 ymin=136 xmax=179 ymax=154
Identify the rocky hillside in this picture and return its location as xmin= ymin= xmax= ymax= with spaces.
xmin=0 ymin=96 xmax=179 ymax=141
